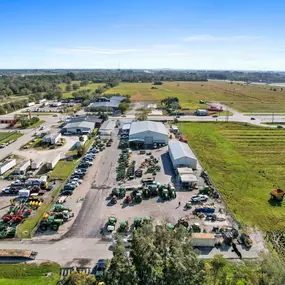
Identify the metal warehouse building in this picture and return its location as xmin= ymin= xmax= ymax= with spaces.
xmin=129 ymin=121 xmax=168 ymax=146
xmin=168 ymin=141 xmax=198 ymax=170
xmin=62 ymin=121 xmax=95 ymax=135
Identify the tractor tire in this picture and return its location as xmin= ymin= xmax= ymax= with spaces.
xmin=52 ymin=224 xmax=59 ymax=231
xmin=40 ymin=224 xmax=48 ymax=231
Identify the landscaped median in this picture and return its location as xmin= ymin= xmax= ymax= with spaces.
xmin=0 ymin=262 xmax=60 ymax=285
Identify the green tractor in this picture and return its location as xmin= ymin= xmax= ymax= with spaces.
xmin=107 ymin=216 xmax=117 ymax=232
xmin=189 ymin=223 xmax=201 ymax=234
xmin=143 ymin=216 xmax=152 ymax=224
xmin=111 ymin=187 xmax=126 ymax=199
xmin=167 ymin=223 xmax=175 ymax=230
xmin=161 ymin=188 xmax=169 ymax=200
xmin=53 ymin=204 xmax=71 ymax=212
xmin=132 ymin=190 xmax=143 ymax=203
xmin=168 ymin=187 xmax=176 ymax=199
xmin=118 ymin=221 xmax=129 ymax=232
xmin=40 ymin=216 xmax=64 ymax=231
xmin=199 ymin=186 xmax=212 ymax=195
xmin=134 ymin=217 xmax=143 ymax=229
xmin=149 ymin=184 xmax=158 ymax=196
xmin=142 ymin=187 xmax=151 ymax=198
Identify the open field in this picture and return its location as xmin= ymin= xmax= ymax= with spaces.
xmin=178 ymin=122 xmax=285 ymax=231
xmin=0 ymin=132 xmax=23 ymax=143
xmin=106 ymin=81 xmax=285 ymax=112
xmin=0 ymin=263 xmax=60 ymax=285
xmin=59 ymin=81 xmax=103 ymax=98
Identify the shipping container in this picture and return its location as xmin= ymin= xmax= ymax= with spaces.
xmin=14 ymin=160 xmax=30 ymax=174
xmin=31 ymin=159 xmax=42 ymax=170
xmin=191 ymin=233 xmax=216 ymax=247
xmin=0 ymin=159 xmax=16 ymax=175
xmin=46 ymin=153 xmax=61 ymax=170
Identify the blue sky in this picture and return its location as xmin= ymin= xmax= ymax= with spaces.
xmin=0 ymin=0 xmax=285 ymax=70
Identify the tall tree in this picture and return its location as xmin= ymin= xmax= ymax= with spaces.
xmin=72 ymin=83 xmax=80 ymax=91
xmin=66 ymin=84 xmax=72 ymax=92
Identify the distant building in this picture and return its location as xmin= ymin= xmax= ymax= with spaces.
xmin=99 ymin=120 xmax=117 ymax=139
xmin=196 ymin=109 xmax=208 ymax=116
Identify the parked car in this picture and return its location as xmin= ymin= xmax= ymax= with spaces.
xmin=69 ymin=180 xmax=80 ymax=187
xmin=11 ymin=180 xmax=24 ymax=186
xmin=212 ymin=115 xmax=218 ymax=118
xmin=72 ymin=178 xmax=83 ymax=184
xmin=64 ymin=184 xmax=76 ymax=190
xmin=95 ymin=259 xmax=105 ymax=280
xmin=1 ymin=187 xmax=11 ymax=195
xmin=191 ymin=194 xmax=209 ymax=203
xmin=89 ymin=149 xmax=99 ymax=153
xmin=46 ymin=185 xmax=53 ymax=191
xmin=60 ymin=189 xmax=73 ymax=196
xmin=250 ymin=117 xmax=255 ymax=120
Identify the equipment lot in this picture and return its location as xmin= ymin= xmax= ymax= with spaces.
xmin=30 ymin=131 xmax=264 ymax=260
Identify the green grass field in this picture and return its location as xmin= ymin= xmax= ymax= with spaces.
xmin=178 ymin=122 xmax=285 ymax=231
xmin=0 ymin=132 xmax=23 ymax=143
xmin=0 ymin=263 xmax=60 ymax=285
xmin=59 ymin=81 xmax=103 ymax=98
xmin=106 ymin=81 xmax=285 ymax=113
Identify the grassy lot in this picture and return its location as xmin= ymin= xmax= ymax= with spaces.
xmin=0 ymin=262 xmax=60 ymax=285
xmin=0 ymin=132 xmax=23 ymax=143
xmin=59 ymin=81 xmax=103 ymax=98
xmin=106 ymin=81 xmax=285 ymax=113
xmin=50 ymin=159 xmax=80 ymax=180
xmin=178 ymin=122 xmax=285 ymax=231
xmin=28 ymin=120 xmax=45 ymax=129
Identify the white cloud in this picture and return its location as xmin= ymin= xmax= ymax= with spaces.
xmin=51 ymin=47 xmax=141 ymax=55
xmin=182 ymin=35 xmax=262 ymax=42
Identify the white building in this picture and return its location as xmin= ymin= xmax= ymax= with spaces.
xmin=99 ymin=120 xmax=116 ymax=136
xmin=129 ymin=121 xmax=168 ymax=146
xmin=168 ymin=141 xmax=197 ymax=170
xmin=42 ymin=133 xmax=61 ymax=144
xmin=62 ymin=121 xmax=95 ymax=135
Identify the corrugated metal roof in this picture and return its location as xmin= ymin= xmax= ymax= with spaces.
xmin=122 ymin=123 xmax=131 ymax=130
xmin=169 ymin=141 xmax=196 ymax=160
xmin=129 ymin=121 xmax=168 ymax=136
xmin=89 ymin=96 xmax=125 ymax=108
xmin=64 ymin=121 xmax=94 ymax=130
xmin=100 ymin=120 xmax=116 ymax=131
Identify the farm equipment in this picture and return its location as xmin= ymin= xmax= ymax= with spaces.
xmin=167 ymin=223 xmax=175 ymax=230
xmin=199 ymin=186 xmax=213 ymax=195
xmin=239 ymin=233 xmax=253 ymax=248
xmin=40 ymin=215 xmax=64 ymax=231
xmin=111 ymin=196 xmax=117 ymax=204
xmin=0 ymin=224 xmax=16 ymax=239
xmin=175 ymin=218 xmax=189 ymax=228
xmin=106 ymin=216 xmax=117 ymax=232
xmin=142 ymin=187 xmax=151 ymax=198
xmin=131 ymin=190 xmax=143 ymax=203
xmin=143 ymin=216 xmax=152 ymax=224
xmin=111 ymin=187 xmax=126 ymax=199
xmin=189 ymin=223 xmax=201 ymax=233
xmin=127 ymin=161 xmax=135 ymax=179
xmin=52 ymin=204 xmax=71 ymax=212
xmin=118 ymin=221 xmax=129 ymax=232
xmin=135 ymin=169 xmax=143 ymax=177
xmin=148 ymin=184 xmax=158 ymax=196
xmin=134 ymin=217 xmax=142 ymax=229
xmin=270 ymin=189 xmax=285 ymax=201
xmin=186 ymin=201 xmax=192 ymax=209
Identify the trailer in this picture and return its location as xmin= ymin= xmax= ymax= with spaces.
xmin=0 ymin=249 xmax=37 ymax=260
xmin=0 ymin=159 xmax=16 ymax=175
xmin=19 ymin=189 xmax=30 ymax=198
xmin=191 ymin=233 xmax=216 ymax=247
xmin=38 ymin=99 xmax=46 ymax=104
xmin=46 ymin=153 xmax=61 ymax=170
xmin=26 ymin=102 xmax=35 ymax=107
xmin=14 ymin=160 xmax=30 ymax=174
xmin=31 ymin=159 xmax=42 ymax=170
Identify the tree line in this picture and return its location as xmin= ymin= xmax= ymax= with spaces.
xmin=61 ymin=224 xmax=285 ymax=285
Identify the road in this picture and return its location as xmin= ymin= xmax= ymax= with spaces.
xmin=64 ymin=132 xmax=120 ymax=238
xmin=0 ymin=115 xmax=59 ymax=161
